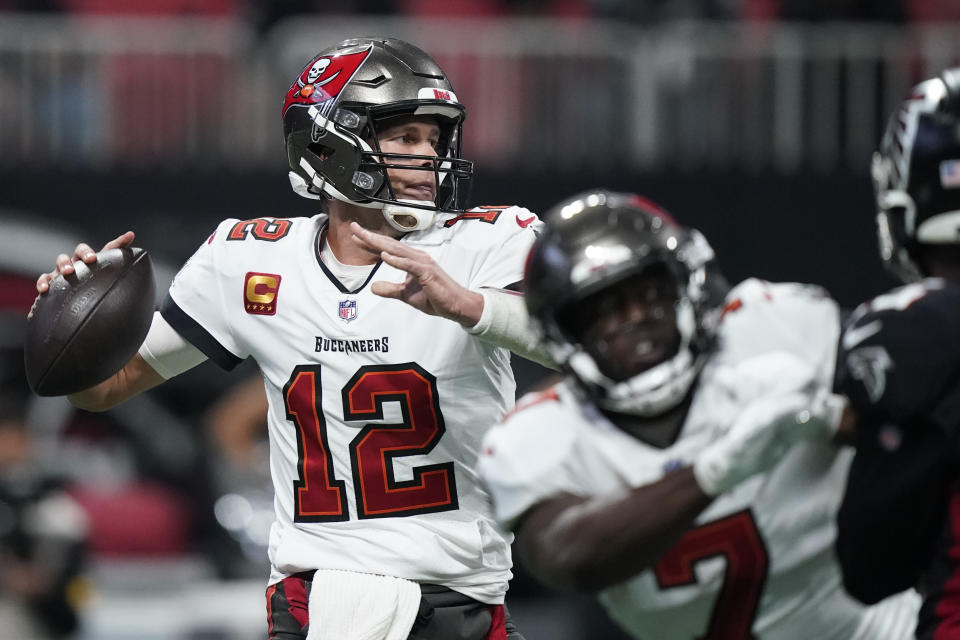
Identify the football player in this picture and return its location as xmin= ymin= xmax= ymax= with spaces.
xmin=35 ymin=37 xmax=552 ymax=640
xmin=477 ymin=190 xmax=920 ymax=639
xmin=835 ymin=68 xmax=960 ymax=639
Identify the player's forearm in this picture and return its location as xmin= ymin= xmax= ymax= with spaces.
xmin=836 ymin=424 xmax=953 ymax=603
xmin=68 ymin=353 xmax=164 ymax=411
xmin=449 ymin=288 xmax=484 ymax=326
xmin=67 ymin=379 xmax=116 ymax=411
xmin=836 ymin=485 xmax=923 ymax=603
xmin=516 ymin=467 xmax=712 ymax=592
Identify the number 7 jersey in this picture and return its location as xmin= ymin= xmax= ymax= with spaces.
xmin=161 ymin=208 xmax=540 ymax=604
xmin=479 ymin=279 xmax=919 ymax=638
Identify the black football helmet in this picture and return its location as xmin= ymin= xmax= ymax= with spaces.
xmin=282 ymin=37 xmax=473 ymax=232
xmin=872 ymin=67 xmax=960 ymax=282
xmin=526 ymin=190 xmax=726 ymax=416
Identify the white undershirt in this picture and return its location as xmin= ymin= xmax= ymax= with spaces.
xmin=319 ymin=232 xmax=375 ymax=292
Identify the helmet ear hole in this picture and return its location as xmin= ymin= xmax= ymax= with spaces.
xmin=307 ymin=142 xmax=333 ymax=162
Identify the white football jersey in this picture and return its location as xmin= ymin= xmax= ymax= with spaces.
xmin=479 ymin=279 xmax=920 ymax=638
xmin=163 ymin=205 xmax=541 ymax=604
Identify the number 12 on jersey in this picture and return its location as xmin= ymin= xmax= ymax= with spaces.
xmin=283 ymin=362 xmax=458 ymax=521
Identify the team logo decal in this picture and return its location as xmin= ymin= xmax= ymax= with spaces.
xmin=244 ymin=272 xmax=281 ymax=316
xmin=846 ymin=345 xmax=892 ymax=403
xmin=306 ymin=58 xmax=331 ymax=84
xmin=281 ymin=46 xmax=373 ymax=121
xmin=339 ymin=299 xmax=358 ymax=323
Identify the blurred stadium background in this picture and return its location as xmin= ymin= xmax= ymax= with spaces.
xmin=1 ymin=0 xmax=959 ymax=638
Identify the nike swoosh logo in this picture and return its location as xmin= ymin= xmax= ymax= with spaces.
xmin=516 ymin=215 xmax=536 ymax=228
xmin=842 ymin=319 xmax=883 ymax=351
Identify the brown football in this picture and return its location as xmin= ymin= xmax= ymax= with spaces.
xmin=24 ymin=247 xmax=155 ymax=397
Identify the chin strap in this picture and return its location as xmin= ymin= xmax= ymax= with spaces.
xmin=595 ymin=348 xmax=702 ymax=417
xmin=291 ymin=168 xmax=440 ymax=233
xmin=382 ymin=199 xmax=437 ymax=233
xmin=288 ymin=171 xmax=323 ymax=200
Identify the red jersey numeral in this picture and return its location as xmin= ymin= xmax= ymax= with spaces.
xmin=443 ymin=205 xmax=508 ymax=227
xmin=283 ymin=363 xmax=457 ymax=522
xmin=654 ymin=510 xmax=769 ymax=639
xmin=343 ymin=365 xmax=456 ymax=518
xmin=227 ymin=218 xmax=292 ymax=242
xmin=284 ymin=366 xmax=348 ymax=521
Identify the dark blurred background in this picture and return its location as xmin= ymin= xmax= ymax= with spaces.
xmin=1 ymin=0 xmax=959 ymax=638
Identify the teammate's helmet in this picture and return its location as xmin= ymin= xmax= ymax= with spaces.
xmin=526 ymin=190 xmax=726 ymax=417
xmin=872 ymin=67 xmax=960 ymax=282
xmin=282 ymin=37 xmax=473 ymax=232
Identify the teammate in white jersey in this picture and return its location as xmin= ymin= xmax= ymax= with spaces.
xmin=477 ymin=190 xmax=920 ymax=639
xmin=35 ymin=37 xmax=552 ymax=640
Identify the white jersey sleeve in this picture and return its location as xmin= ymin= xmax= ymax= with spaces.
xmin=159 ymin=218 xmax=265 ymax=369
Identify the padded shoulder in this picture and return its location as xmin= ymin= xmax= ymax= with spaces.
xmin=714 ymin=279 xmax=841 ymax=379
xmin=436 ymin=205 xmax=542 ymax=245
xmin=838 ymin=281 xmax=960 ymax=426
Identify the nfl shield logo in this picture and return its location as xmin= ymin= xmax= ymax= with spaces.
xmin=338 ymin=299 xmax=357 ymax=322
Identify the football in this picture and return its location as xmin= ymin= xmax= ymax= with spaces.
xmin=24 ymin=247 xmax=156 ymax=397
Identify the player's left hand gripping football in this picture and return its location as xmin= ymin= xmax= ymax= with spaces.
xmin=36 ymin=231 xmax=135 ymax=293
xmin=349 ymin=222 xmax=484 ymax=326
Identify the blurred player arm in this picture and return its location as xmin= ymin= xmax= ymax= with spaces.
xmin=205 ymin=372 xmax=267 ymax=468
xmin=832 ymin=403 xmax=859 ymax=445
xmin=514 ymin=466 xmax=712 ymax=592
xmin=509 ymin=386 xmax=843 ymax=592
xmin=836 ymin=418 xmax=955 ymax=604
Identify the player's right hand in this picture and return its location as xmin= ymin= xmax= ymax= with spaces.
xmin=36 ymin=231 xmax=135 ymax=294
xmin=692 ymin=387 xmax=844 ymax=496
xmin=690 ymin=350 xmax=847 ymax=496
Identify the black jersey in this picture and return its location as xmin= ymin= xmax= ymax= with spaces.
xmin=836 ymin=279 xmax=960 ymax=639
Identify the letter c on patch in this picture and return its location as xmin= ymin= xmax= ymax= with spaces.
xmin=244 ymin=272 xmax=282 ymax=316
